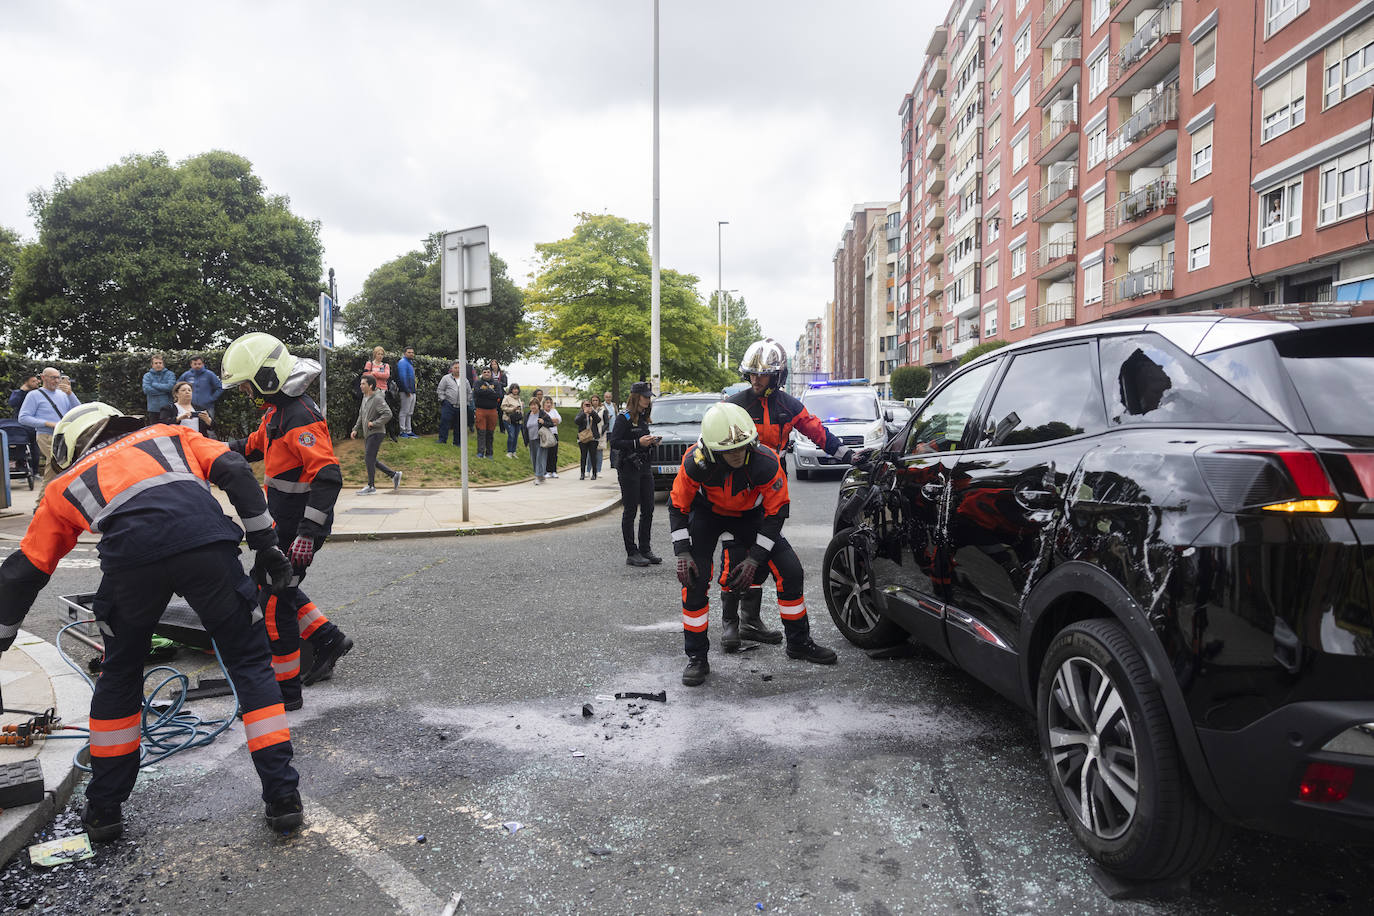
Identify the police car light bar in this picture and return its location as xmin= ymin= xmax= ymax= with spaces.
xmin=808 ymin=378 xmax=871 ymax=387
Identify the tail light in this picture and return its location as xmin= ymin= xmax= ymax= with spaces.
xmin=1196 ymin=449 xmax=1340 ymax=514
xmin=1297 ymin=762 xmax=1354 ymax=803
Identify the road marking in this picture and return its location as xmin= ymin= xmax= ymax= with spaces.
xmin=302 ymin=794 xmax=447 ymax=915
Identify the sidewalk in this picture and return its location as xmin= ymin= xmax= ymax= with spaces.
xmin=0 ymin=472 xmax=623 ymax=542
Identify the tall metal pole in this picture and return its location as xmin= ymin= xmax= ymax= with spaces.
xmin=717 ymin=220 xmax=727 ymax=366
xmin=456 ymin=245 xmax=470 ymax=522
xmin=650 ymin=0 xmax=661 ymax=393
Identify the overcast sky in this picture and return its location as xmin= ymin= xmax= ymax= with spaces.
xmin=1 ymin=0 xmax=940 ymax=378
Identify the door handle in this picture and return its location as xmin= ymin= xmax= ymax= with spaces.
xmin=919 ymin=471 xmax=947 ymax=502
xmin=1013 ymin=482 xmax=1060 ymax=511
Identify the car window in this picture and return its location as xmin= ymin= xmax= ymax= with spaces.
xmin=904 ymin=361 xmax=996 ymax=454
xmin=653 ymin=399 xmax=715 ymax=424
xmin=1099 ymin=332 xmax=1273 ymax=427
xmin=804 ymin=389 xmax=879 ymax=422
xmin=982 ymin=343 xmax=1105 ymax=446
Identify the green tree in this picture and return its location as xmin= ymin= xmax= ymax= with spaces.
xmin=706 ymin=292 xmax=765 ymax=369
xmin=341 ymin=234 xmax=527 ymax=363
xmin=528 ymin=213 xmax=730 ymax=404
xmin=9 ymin=151 xmax=323 ymax=360
xmin=958 ymin=339 xmax=1010 ymax=365
xmin=889 ymin=365 xmax=931 ymax=400
xmin=0 ymin=226 xmax=22 ymax=349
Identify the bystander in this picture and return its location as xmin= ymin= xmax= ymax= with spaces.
xmin=141 ymin=353 xmax=177 ymax=424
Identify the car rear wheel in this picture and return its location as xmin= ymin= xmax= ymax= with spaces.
xmin=821 ymin=528 xmax=906 ymax=649
xmin=1037 ymin=619 xmax=1225 ymax=881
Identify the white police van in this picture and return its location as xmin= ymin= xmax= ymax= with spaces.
xmin=790 ymin=379 xmax=891 ymax=480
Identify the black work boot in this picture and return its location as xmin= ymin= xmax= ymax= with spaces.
xmin=720 ymin=593 xmax=741 ymax=653
xmin=265 ymin=790 xmax=305 ymax=832
xmin=302 ymin=633 xmax=354 ymax=686
xmin=640 ymin=549 xmax=663 ymax=565
xmin=82 ymin=801 xmax=123 ymax=842
xmin=738 ymin=592 xmax=783 ymax=644
xmin=682 ymin=655 xmax=710 ymax=687
xmin=626 ymin=552 xmax=651 ymax=567
xmin=786 ymin=637 xmax=838 ymax=665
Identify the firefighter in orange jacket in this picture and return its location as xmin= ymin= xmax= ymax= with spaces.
xmin=669 ymin=403 xmax=837 ymax=687
xmin=221 ymin=333 xmax=354 ymax=708
xmin=0 ymin=404 xmax=303 ymax=841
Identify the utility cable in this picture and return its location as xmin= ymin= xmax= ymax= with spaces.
xmin=53 ymin=619 xmax=241 ymax=772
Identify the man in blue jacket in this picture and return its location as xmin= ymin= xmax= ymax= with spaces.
xmin=141 ymin=353 xmax=177 ymax=424
xmin=396 ymin=346 xmax=418 ymax=438
xmin=179 ymin=355 xmax=223 ymax=418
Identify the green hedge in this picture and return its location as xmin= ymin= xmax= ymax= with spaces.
xmin=3 ymin=346 xmax=460 ymax=441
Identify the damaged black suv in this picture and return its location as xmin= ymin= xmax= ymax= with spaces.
xmin=823 ymin=309 xmax=1374 ymax=881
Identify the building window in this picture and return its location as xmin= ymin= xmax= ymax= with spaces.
xmin=1016 ymin=0 xmax=1028 ymax=14
xmin=985 ymin=257 xmax=1000 ymax=290
xmin=1088 ymin=51 xmax=1109 ymax=99
xmin=1009 ymin=295 xmax=1026 ymax=330
xmin=1091 ymin=0 xmax=1110 ymax=32
xmin=987 ymin=114 xmax=1002 ymax=148
xmin=1087 ymin=123 xmax=1108 ymax=168
xmin=1187 ymin=215 xmax=1211 ymax=271
xmin=1324 ymin=19 xmax=1374 ymax=109
xmin=1013 ymin=78 xmax=1030 ymax=119
xmin=1190 ymin=123 xmax=1213 ymax=181
xmin=1012 ymin=188 xmax=1029 ymax=224
xmin=1011 ymin=243 xmax=1028 ymax=278
xmin=988 ymin=66 xmax=1004 ymax=105
xmin=1086 ymin=192 xmax=1106 ymax=236
xmin=1194 ymin=30 xmax=1217 ymax=92
xmin=1260 ymin=178 xmax=1303 ymax=245
xmin=989 ymin=19 xmax=1004 ymax=55
xmin=1267 ymin=0 xmax=1309 ymax=38
xmin=1012 ymin=131 xmax=1029 ymax=172
xmin=986 ymin=157 xmax=1002 ymax=197
xmin=1319 ymin=147 xmax=1372 ymax=225
xmin=1262 ymin=63 xmax=1306 ymax=142
xmin=1014 ymin=27 xmax=1030 ymax=69
xmin=987 ymin=210 xmax=1002 ymax=243
xmin=985 ymin=311 xmax=998 ymax=337
xmin=1084 ymin=261 xmax=1104 ymax=304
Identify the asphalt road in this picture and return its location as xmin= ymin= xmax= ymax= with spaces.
xmin=1 ymin=470 xmax=1370 ymax=914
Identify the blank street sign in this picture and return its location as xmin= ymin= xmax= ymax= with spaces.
xmin=442 ymin=225 xmax=492 ymax=309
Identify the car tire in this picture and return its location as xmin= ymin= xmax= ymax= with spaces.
xmin=796 ymin=467 xmax=810 ymax=480
xmin=1036 ymin=619 xmax=1226 ymax=881
xmin=821 ymin=528 xmax=906 ymax=649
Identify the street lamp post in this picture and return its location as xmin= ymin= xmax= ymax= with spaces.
xmin=717 ymin=220 xmax=728 ymax=365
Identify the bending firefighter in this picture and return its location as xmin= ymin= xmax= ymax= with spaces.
xmin=0 ymin=404 xmax=304 ymax=841
xmin=721 ymin=337 xmax=860 ymax=643
xmin=222 ymin=333 xmax=354 ymax=709
xmin=668 ymin=403 xmax=836 ymax=687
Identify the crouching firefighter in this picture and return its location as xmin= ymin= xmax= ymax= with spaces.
xmin=221 ymin=333 xmax=354 ymax=708
xmin=0 ymin=404 xmax=304 ymax=841
xmin=668 ymin=403 xmax=836 ymax=687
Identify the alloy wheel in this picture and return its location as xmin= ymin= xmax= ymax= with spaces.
xmin=1046 ymin=656 xmax=1139 ymax=841
xmin=827 ymin=543 xmax=881 ymax=634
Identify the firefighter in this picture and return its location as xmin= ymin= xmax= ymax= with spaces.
xmin=722 ymin=337 xmax=858 ymax=646
xmin=220 ymin=333 xmax=354 ymax=709
xmin=0 ymin=403 xmax=303 ymax=841
xmin=669 ymin=402 xmax=836 ymax=686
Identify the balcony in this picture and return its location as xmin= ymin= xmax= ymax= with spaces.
xmin=950 ymin=199 xmax=981 ymax=236
xmin=1107 ymin=257 xmax=1176 ymax=309
xmin=925 ymin=126 xmax=946 ymax=162
xmin=1106 ymin=176 xmax=1177 ymax=244
xmin=926 ymin=24 xmax=948 ymax=57
xmin=928 ymin=54 xmax=948 ymax=92
xmin=949 ymin=156 xmax=980 ymax=195
xmin=922 ymin=347 xmax=940 ymax=365
xmin=1107 ymin=82 xmax=1178 ymax=171
xmin=1038 ymin=0 xmax=1083 ymax=48
xmin=1033 ymin=109 xmax=1079 ymax=165
xmin=925 ymin=200 xmax=945 ymax=231
xmin=926 ymin=274 xmax=945 ymax=300
xmin=923 ymin=308 xmax=942 ymax=329
xmin=950 ymin=333 xmax=981 ymax=361
xmin=1032 ymin=236 xmax=1077 ymax=280
xmin=1109 ymin=2 xmax=1181 ymax=98
xmin=924 ymin=165 xmax=945 ymax=197
xmin=1034 ymin=296 xmax=1076 ymax=327
xmin=952 ymin=67 xmax=984 ymax=114
xmin=1033 ymin=166 xmax=1078 ymax=222
xmin=925 ymin=237 xmax=945 ymax=265
xmin=1036 ymin=39 xmax=1082 ymax=106
xmin=953 ymin=290 xmax=981 ymax=319
xmin=926 ymin=90 xmax=947 ymax=127
xmin=886 ymin=219 xmax=902 ymax=241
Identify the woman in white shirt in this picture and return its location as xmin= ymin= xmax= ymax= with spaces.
xmin=157 ymin=381 xmax=213 ymax=436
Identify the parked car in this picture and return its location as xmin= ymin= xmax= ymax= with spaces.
xmin=646 ymin=393 xmax=720 ymax=490
xmin=822 ymin=309 xmax=1374 ymax=881
xmin=792 ymin=380 xmax=891 ymax=480
xmin=880 ymin=399 xmax=912 ymax=428
xmin=721 ymin=381 xmax=750 ymax=399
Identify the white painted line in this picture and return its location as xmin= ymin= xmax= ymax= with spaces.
xmin=301 ymin=794 xmax=447 ymax=915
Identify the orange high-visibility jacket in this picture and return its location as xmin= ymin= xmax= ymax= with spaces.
xmin=668 ymin=443 xmax=790 ymax=563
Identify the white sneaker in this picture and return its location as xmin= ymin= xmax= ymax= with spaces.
xmin=549 ymin=472 xmax=558 ymax=478
xmin=357 ymin=485 xmax=377 ymax=495
xmin=534 ymin=477 xmax=543 ymax=485
xmin=392 ymin=471 xmax=403 ymax=491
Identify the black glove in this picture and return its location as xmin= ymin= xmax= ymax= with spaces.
xmin=676 ymin=555 xmax=699 ymax=587
xmin=252 ymin=546 xmax=293 ymax=592
xmin=726 ymin=557 xmax=760 ymax=592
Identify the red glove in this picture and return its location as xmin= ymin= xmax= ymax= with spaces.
xmin=288 ymin=535 xmax=315 ymax=569
xmin=726 ymin=557 xmax=760 ymax=592
xmin=676 ymin=556 xmax=699 ymax=587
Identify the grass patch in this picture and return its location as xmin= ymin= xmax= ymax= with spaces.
xmin=334 ymin=421 xmax=588 ymax=488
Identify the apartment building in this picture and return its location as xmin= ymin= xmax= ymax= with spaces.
xmin=832 ymin=202 xmax=892 ymax=380
xmin=893 ymin=0 xmax=1374 ymax=383
xmin=791 ymin=317 xmax=827 ymax=395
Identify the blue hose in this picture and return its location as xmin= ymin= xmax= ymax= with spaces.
xmin=54 ymin=620 xmax=241 ymax=772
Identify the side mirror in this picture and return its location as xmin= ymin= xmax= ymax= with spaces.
xmin=884 ymin=409 xmax=894 ymax=423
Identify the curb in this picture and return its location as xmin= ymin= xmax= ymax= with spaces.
xmin=0 ymin=631 xmax=91 ymax=868
xmin=326 ymin=494 xmax=623 ymax=541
